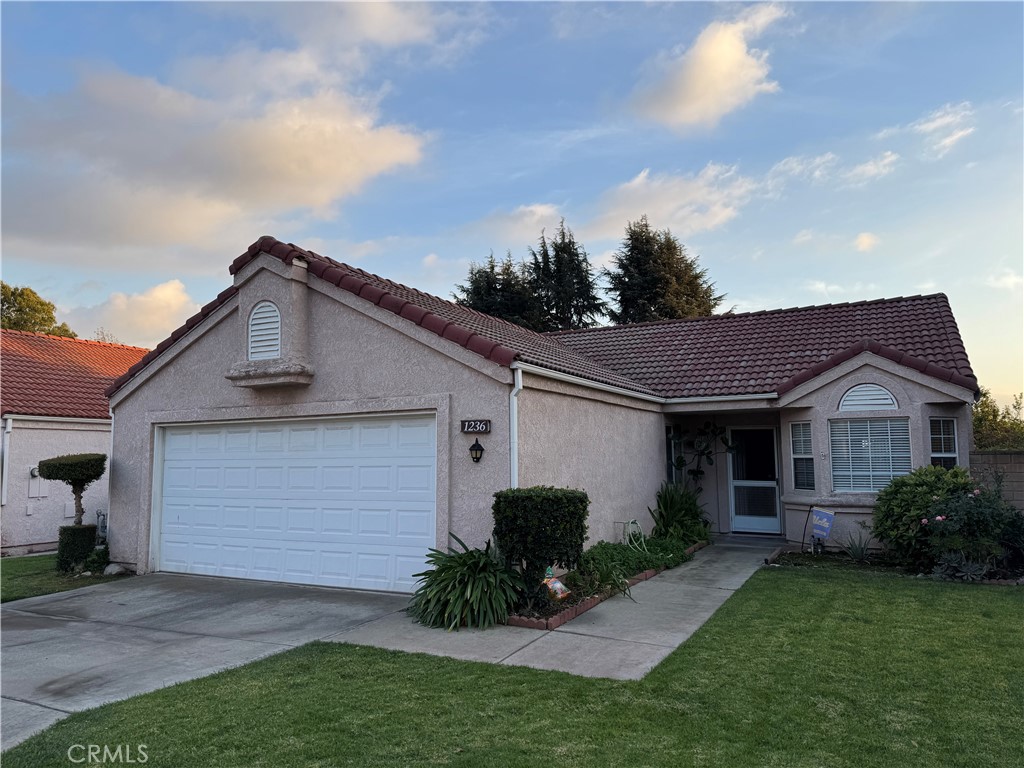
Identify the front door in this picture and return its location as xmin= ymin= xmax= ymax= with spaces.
xmin=728 ymin=428 xmax=781 ymax=534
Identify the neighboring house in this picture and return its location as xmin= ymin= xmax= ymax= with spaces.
xmin=104 ymin=237 xmax=978 ymax=592
xmin=0 ymin=331 xmax=149 ymax=555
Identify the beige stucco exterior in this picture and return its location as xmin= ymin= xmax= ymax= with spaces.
xmin=107 ymin=254 xmax=979 ymax=576
xmin=1 ymin=418 xmax=111 ymax=555
xmin=670 ymin=356 xmax=974 ymax=547
xmin=516 ymin=374 xmax=666 ymax=545
xmin=108 ymin=256 xmax=515 ymax=571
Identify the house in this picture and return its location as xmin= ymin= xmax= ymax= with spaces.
xmin=1 ymin=331 xmax=149 ymax=555
xmin=104 ymin=236 xmax=978 ymax=592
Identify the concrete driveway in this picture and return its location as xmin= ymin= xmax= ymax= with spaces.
xmin=1 ymin=574 xmax=409 ymax=750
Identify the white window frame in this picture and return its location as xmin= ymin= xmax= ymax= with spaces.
xmin=929 ymin=418 xmax=958 ymax=469
xmin=829 ymin=417 xmax=912 ymax=492
xmin=248 ymin=301 xmax=281 ymax=360
xmin=790 ymin=422 xmax=814 ymax=491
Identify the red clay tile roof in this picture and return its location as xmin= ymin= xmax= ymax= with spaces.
xmin=106 ymin=236 xmax=977 ymax=402
xmin=553 ymin=294 xmax=977 ymax=398
xmin=1 ymin=331 xmax=149 ymax=420
xmin=106 ymin=237 xmax=651 ymax=398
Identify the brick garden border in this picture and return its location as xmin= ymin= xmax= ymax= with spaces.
xmin=505 ymin=540 xmax=711 ymax=631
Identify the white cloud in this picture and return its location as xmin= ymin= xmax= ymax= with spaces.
xmin=877 ymin=102 xmax=975 ymax=159
xmin=985 ymin=270 xmax=1024 ymax=291
xmin=4 ymin=71 xmax=424 ymax=263
xmin=466 ymin=204 xmax=565 ymax=248
xmin=585 ymin=164 xmax=758 ymax=241
xmin=793 ymin=229 xmax=815 ymax=245
xmin=854 ymin=232 xmax=880 ymax=252
xmin=59 ymin=280 xmax=201 ymax=349
xmin=804 ymin=280 xmax=880 ymax=301
xmin=632 ymin=4 xmax=787 ymax=130
xmin=842 ymin=151 xmax=900 ymax=185
xmin=770 ymin=153 xmax=839 ymax=184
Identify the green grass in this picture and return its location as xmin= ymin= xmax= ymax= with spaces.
xmin=5 ymin=566 xmax=1022 ymax=767
xmin=0 ymin=554 xmax=127 ymax=603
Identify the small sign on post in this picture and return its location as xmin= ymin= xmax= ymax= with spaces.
xmin=811 ymin=507 xmax=836 ymax=540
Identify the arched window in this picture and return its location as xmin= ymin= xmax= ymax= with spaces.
xmin=248 ymin=301 xmax=281 ymax=360
xmin=839 ymin=383 xmax=897 ymax=411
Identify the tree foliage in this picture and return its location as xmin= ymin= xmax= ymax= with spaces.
xmin=453 ymin=252 xmax=547 ymax=331
xmin=454 ymin=220 xmax=604 ymax=332
xmin=973 ymin=388 xmax=1024 ymax=450
xmin=1 ymin=281 xmax=77 ymax=337
xmin=604 ymin=216 xmax=724 ymax=324
xmin=38 ymin=453 xmax=107 ymax=526
xmin=527 ymin=221 xmax=605 ymax=331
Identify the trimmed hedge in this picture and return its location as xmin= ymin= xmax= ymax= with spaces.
xmin=493 ymin=486 xmax=589 ymax=598
xmin=57 ymin=525 xmax=97 ymax=573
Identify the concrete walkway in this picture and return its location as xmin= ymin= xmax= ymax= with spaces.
xmin=2 ymin=538 xmax=774 ymax=750
xmin=329 ymin=537 xmax=777 ymax=680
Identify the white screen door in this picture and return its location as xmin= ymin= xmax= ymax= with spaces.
xmin=728 ymin=428 xmax=782 ymax=534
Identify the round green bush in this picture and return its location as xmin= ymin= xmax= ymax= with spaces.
xmin=871 ymin=465 xmax=974 ymax=565
xmin=38 ymin=453 xmax=106 ymax=526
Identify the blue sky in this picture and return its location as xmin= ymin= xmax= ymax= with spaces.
xmin=2 ymin=2 xmax=1022 ymax=403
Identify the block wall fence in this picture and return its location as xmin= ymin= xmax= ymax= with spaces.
xmin=970 ymin=452 xmax=1024 ymax=509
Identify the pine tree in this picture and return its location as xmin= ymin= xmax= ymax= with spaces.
xmin=528 ymin=220 xmax=605 ymax=331
xmin=605 ymin=216 xmax=724 ymax=324
xmin=453 ymin=252 xmax=547 ymax=331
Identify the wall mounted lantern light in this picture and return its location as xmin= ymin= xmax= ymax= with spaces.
xmin=469 ymin=439 xmax=485 ymax=463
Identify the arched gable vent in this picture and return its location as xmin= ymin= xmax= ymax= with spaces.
xmin=248 ymin=301 xmax=281 ymax=360
xmin=839 ymin=383 xmax=897 ymax=411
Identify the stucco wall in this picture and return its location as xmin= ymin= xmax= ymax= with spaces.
xmin=108 ymin=257 xmax=514 ymax=571
xmin=778 ymin=361 xmax=974 ymax=546
xmin=970 ymin=452 xmax=1024 ymax=509
xmin=669 ymin=411 xmax=781 ymax=537
xmin=1 ymin=419 xmax=111 ymax=555
xmin=517 ymin=374 xmax=666 ymax=545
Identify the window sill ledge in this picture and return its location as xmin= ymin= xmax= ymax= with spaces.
xmin=225 ymin=359 xmax=314 ymax=389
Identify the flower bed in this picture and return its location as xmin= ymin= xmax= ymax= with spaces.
xmin=506 ymin=539 xmax=709 ymax=630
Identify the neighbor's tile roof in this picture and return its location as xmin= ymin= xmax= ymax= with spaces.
xmin=1 ymin=331 xmax=149 ymax=419
xmin=106 ymin=236 xmax=977 ymax=401
xmin=552 ymin=294 xmax=977 ymax=398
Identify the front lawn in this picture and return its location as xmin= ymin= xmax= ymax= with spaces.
xmin=0 ymin=554 xmax=128 ymax=603
xmin=6 ymin=565 xmax=1022 ymax=767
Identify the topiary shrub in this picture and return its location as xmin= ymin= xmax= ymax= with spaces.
xmin=492 ymin=486 xmax=589 ymax=603
xmin=38 ymin=453 xmax=106 ymax=526
xmin=871 ymin=465 xmax=974 ymax=566
xmin=408 ymin=535 xmax=524 ymax=631
xmin=56 ymin=525 xmax=97 ymax=573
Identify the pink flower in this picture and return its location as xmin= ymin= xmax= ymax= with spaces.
xmin=920 ymin=518 xmax=929 ymax=525
xmin=973 ymin=489 xmax=982 ymax=496
xmin=935 ymin=516 xmax=945 ymax=522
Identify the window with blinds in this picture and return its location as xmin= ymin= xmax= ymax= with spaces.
xmin=929 ymin=418 xmax=958 ymax=469
xmin=829 ymin=418 xmax=911 ymax=492
xmin=248 ymin=301 xmax=281 ymax=360
xmin=839 ymin=383 xmax=898 ymax=411
xmin=790 ymin=422 xmax=814 ymax=491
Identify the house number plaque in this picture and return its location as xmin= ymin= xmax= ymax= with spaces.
xmin=460 ymin=420 xmax=491 ymax=434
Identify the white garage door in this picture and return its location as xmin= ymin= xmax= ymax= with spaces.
xmin=157 ymin=415 xmax=436 ymax=592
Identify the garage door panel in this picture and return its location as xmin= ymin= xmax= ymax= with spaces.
xmin=158 ymin=415 xmax=436 ymax=592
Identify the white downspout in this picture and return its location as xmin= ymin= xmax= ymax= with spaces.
xmin=1 ymin=417 xmax=13 ymax=507
xmin=509 ymin=364 xmax=523 ymax=488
